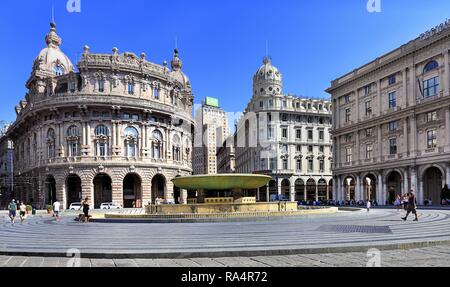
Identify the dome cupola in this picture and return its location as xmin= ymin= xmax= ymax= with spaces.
xmin=253 ymin=56 xmax=282 ymax=97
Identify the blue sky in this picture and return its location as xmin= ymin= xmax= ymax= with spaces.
xmin=0 ymin=0 xmax=449 ymax=123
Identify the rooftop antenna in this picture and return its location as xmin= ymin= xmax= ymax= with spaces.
xmin=51 ymin=0 xmax=55 ymax=23
xmin=265 ymin=40 xmax=269 ymax=58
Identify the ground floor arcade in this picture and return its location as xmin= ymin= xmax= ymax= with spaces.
xmin=333 ymin=163 xmax=450 ymax=205
xmin=12 ymin=165 xmax=191 ymax=210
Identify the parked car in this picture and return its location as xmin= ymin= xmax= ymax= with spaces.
xmin=68 ymin=202 xmax=82 ymax=210
xmin=100 ymin=202 xmax=121 ymax=210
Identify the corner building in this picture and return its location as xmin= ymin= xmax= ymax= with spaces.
xmin=7 ymin=23 xmax=195 ymax=209
xmin=327 ymin=21 xmax=450 ymax=205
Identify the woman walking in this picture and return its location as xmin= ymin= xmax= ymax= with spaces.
xmin=19 ymin=202 xmax=27 ymax=224
xmin=82 ymin=198 xmax=90 ymax=223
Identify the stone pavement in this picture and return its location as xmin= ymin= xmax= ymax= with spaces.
xmin=1 ymin=208 xmax=450 ymax=258
xmin=1 ymin=244 xmax=450 ymax=267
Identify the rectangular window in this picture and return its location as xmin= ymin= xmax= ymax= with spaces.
xmin=267 ymin=127 xmax=273 ymax=139
xmin=319 ymin=146 xmax=324 ymax=153
xmin=345 ymin=108 xmax=351 ymax=123
xmin=282 ymin=100 xmax=287 ymax=108
xmin=296 ymin=145 xmax=301 ymax=152
xmin=98 ymin=80 xmax=105 ymax=93
xmin=260 ymin=159 xmax=266 ymax=170
xmin=259 ymin=101 xmax=263 ymax=108
xmin=296 ymin=159 xmax=302 ymax=171
xmin=423 ymin=76 xmax=440 ymax=97
xmin=388 ymin=75 xmax=396 ymax=85
xmin=282 ymin=114 xmax=288 ymax=122
xmin=281 ymin=144 xmax=288 ymax=154
xmin=308 ymin=130 xmax=313 ymax=141
xmin=308 ymin=145 xmax=313 ymax=153
xmin=366 ymin=144 xmax=373 ymax=159
xmin=427 ymin=130 xmax=437 ymax=148
xmin=154 ymin=87 xmax=160 ymax=99
xmin=269 ymin=99 xmax=274 ymax=107
xmin=69 ymin=82 xmax=76 ymax=93
xmin=366 ymin=128 xmax=373 ymax=137
xmin=365 ymin=101 xmax=372 ymax=116
xmin=296 ymin=129 xmax=301 ymax=140
xmin=427 ymin=111 xmax=438 ymax=122
xmin=364 ymin=85 xmax=372 ymax=95
xmin=345 ymin=147 xmax=352 ymax=163
xmin=128 ymin=83 xmax=135 ymax=95
xmin=319 ymin=160 xmax=324 ymax=172
xmin=267 ymin=113 xmax=272 ymax=122
xmin=389 ymin=138 xmax=397 ymax=155
xmin=319 ymin=131 xmax=324 ymax=141
xmin=282 ymin=128 xmax=288 ymax=139
xmin=99 ymin=142 xmax=106 ymax=157
xmin=344 ymin=94 xmax=351 ymax=103
xmin=269 ymin=158 xmax=276 ymax=170
xmin=282 ymin=159 xmax=288 ymax=170
xmin=308 ymin=159 xmax=313 ymax=172
xmin=388 ymin=91 xmax=397 ymax=109
xmin=388 ymin=121 xmax=398 ymax=131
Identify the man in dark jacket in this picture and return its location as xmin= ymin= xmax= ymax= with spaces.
xmin=402 ymin=190 xmax=418 ymax=222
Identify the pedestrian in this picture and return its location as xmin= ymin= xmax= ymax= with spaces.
xmin=53 ymin=200 xmax=61 ymax=221
xmin=402 ymin=190 xmax=418 ymax=222
xmin=82 ymin=197 xmax=90 ymax=223
xmin=8 ymin=199 xmax=17 ymax=224
xmin=366 ymin=200 xmax=371 ymax=212
xmin=19 ymin=202 xmax=27 ymax=224
xmin=394 ymin=195 xmax=402 ymax=211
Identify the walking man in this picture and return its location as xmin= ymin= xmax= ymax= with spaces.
xmin=19 ymin=202 xmax=27 ymax=224
xmin=8 ymin=199 xmax=17 ymax=224
xmin=366 ymin=200 xmax=371 ymax=212
xmin=402 ymin=190 xmax=418 ymax=222
xmin=53 ymin=199 xmax=61 ymax=221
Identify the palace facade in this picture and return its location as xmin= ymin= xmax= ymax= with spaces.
xmin=327 ymin=20 xmax=450 ymax=205
xmin=234 ymin=57 xmax=333 ymax=202
xmin=6 ymin=23 xmax=195 ymax=209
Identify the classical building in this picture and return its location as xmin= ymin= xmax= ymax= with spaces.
xmin=234 ymin=57 xmax=333 ymax=202
xmin=193 ymin=98 xmax=229 ymax=175
xmin=327 ymin=20 xmax=450 ymax=205
xmin=216 ymin=134 xmax=236 ymax=174
xmin=6 ymin=23 xmax=195 ymax=209
xmin=0 ymin=133 xmax=14 ymax=208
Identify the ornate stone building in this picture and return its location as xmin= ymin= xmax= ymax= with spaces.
xmin=6 ymin=23 xmax=195 ymax=209
xmin=327 ymin=20 xmax=450 ymax=205
xmin=234 ymin=57 xmax=333 ymax=202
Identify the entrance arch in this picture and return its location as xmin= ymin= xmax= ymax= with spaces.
xmin=318 ymin=179 xmax=327 ymax=201
xmin=363 ymin=173 xmax=377 ymax=202
xmin=295 ymin=179 xmax=305 ymax=201
xmin=281 ymin=179 xmax=290 ymax=200
xmin=387 ymin=171 xmax=402 ymax=204
xmin=423 ymin=167 xmax=443 ymax=205
xmin=66 ymin=174 xmax=82 ymax=209
xmin=151 ymin=174 xmax=166 ymax=204
xmin=123 ymin=174 xmax=142 ymax=208
xmin=306 ymin=179 xmax=316 ymax=201
xmin=343 ymin=176 xmax=355 ymax=201
xmin=44 ymin=175 xmax=56 ymax=205
xmin=93 ymin=174 xmax=112 ymax=208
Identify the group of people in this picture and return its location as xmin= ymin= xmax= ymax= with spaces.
xmin=7 ymin=199 xmax=28 ymax=225
xmin=6 ymin=197 xmax=91 ymax=224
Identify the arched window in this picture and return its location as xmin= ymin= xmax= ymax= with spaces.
xmin=152 ymin=130 xmax=163 ymax=159
xmin=124 ymin=127 xmax=139 ymax=157
xmin=66 ymin=125 xmax=80 ymax=157
xmin=128 ymin=83 xmax=135 ymax=95
xmin=424 ymin=60 xmax=439 ymax=73
xmin=94 ymin=125 xmax=109 ymax=157
xmin=52 ymin=65 xmax=65 ymax=76
xmin=153 ymin=86 xmax=160 ymax=100
xmin=172 ymin=135 xmax=181 ymax=162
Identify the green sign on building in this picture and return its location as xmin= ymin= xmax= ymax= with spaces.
xmin=205 ymin=97 xmax=219 ymax=108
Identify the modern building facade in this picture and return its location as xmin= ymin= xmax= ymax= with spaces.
xmin=193 ymin=98 xmax=228 ymax=175
xmin=327 ymin=20 xmax=450 ymax=205
xmin=234 ymin=57 xmax=333 ymax=202
xmin=216 ymin=134 xmax=236 ymax=174
xmin=6 ymin=23 xmax=195 ymax=209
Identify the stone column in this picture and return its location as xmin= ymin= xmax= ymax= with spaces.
xmin=418 ymin=179 xmax=424 ymax=205
xmin=403 ymin=69 xmax=408 ymax=107
xmin=277 ymin=179 xmax=282 ymax=196
xmin=304 ymin=183 xmax=307 ymax=201
xmin=445 ymin=108 xmax=450 ymax=152
xmin=355 ymin=131 xmax=360 ymax=163
xmin=445 ymin=50 xmax=450 ymax=96
xmin=337 ymin=175 xmax=342 ymax=201
xmin=377 ymin=173 xmax=383 ymax=205
xmin=377 ymin=79 xmax=382 ymax=117
xmin=166 ymin=180 xmax=174 ymax=203
xmin=410 ymin=116 xmax=417 ymax=157
xmin=112 ymin=179 xmax=123 ymax=208
xmin=326 ymin=183 xmax=330 ymax=201
xmin=409 ymin=64 xmax=416 ymax=106
xmin=403 ymin=117 xmax=409 ymax=156
xmin=446 ymin=164 xmax=450 ymax=186
xmin=56 ymin=182 xmax=65 ymax=210
xmin=257 ymin=187 xmax=261 ymax=202
xmin=141 ymin=177 xmax=151 ymax=207
xmin=355 ymin=89 xmax=359 ymax=122
xmin=181 ymin=189 xmax=188 ymax=205
xmin=315 ymin=184 xmax=319 ymax=202
xmin=290 ymin=182 xmax=295 ymax=202
xmin=403 ymin=168 xmax=409 ymax=195
xmin=355 ymin=175 xmax=361 ymax=201
xmin=378 ymin=124 xmax=383 ymax=161
xmin=266 ymin=184 xmax=270 ymax=203
xmin=410 ymin=167 xmax=418 ymax=194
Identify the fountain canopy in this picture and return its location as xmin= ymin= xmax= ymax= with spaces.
xmin=172 ymin=174 xmax=272 ymax=190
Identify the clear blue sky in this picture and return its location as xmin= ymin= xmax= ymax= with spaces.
xmin=0 ymin=0 xmax=449 ymax=123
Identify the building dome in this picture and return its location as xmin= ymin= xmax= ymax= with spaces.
xmin=33 ymin=22 xmax=74 ymax=77
xmin=170 ymin=49 xmax=191 ymax=91
xmin=253 ymin=57 xmax=282 ymax=97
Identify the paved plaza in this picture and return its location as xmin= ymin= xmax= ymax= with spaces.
xmin=1 ymin=208 xmax=450 ymax=267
